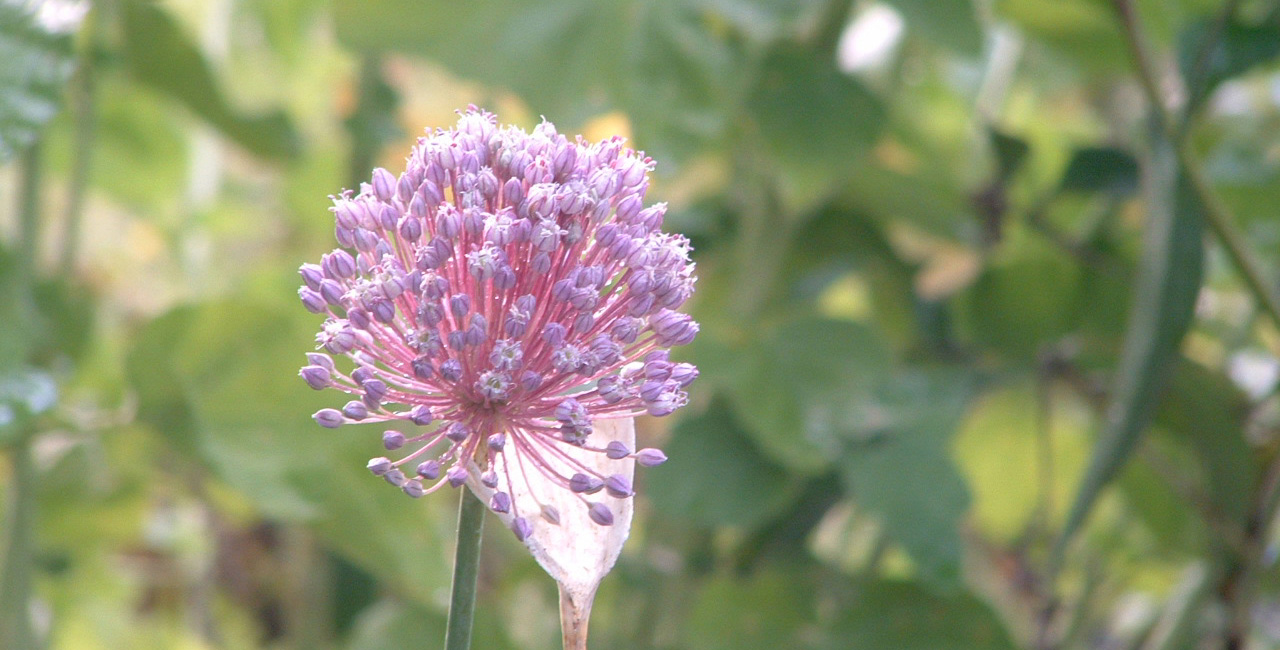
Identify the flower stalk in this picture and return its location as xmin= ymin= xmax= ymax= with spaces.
xmin=444 ymin=489 xmax=486 ymax=650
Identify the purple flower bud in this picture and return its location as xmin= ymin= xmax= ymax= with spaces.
xmin=635 ymin=448 xmax=668 ymax=467
xmin=363 ymin=379 xmax=389 ymax=402
xmin=399 ymin=216 xmax=423 ymax=241
xmin=300 ymin=264 xmax=324 ymax=291
xmin=377 ymin=204 xmax=398 ymax=231
xmin=611 ymin=317 xmax=642 ymax=344
xmin=437 ymin=206 xmax=461 ymax=239
xmin=333 ymin=200 xmax=361 ymax=229
xmin=299 ymin=287 xmax=327 ymax=314
xmin=418 ymin=302 xmax=444 ymax=327
xmin=615 ymin=194 xmax=642 ymax=223
xmin=445 ymin=422 xmax=470 ymax=442
xmin=417 ymin=460 xmax=441 ymax=480
xmin=403 ymin=479 xmax=425 ymax=498
xmin=440 ymin=359 xmax=463 ymax=382
xmin=409 ymin=405 xmax=433 ymax=426
xmin=493 ymin=264 xmax=516 ymax=290
xmin=352 ymin=366 xmax=374 ymax=384
xmin=467 ymin=313 xmax=488 ymax=342
xmin=512 ymin=517 xmax=532 ymax=542
xmin=481 ymin=469 xmax=499 ymax=488
xmin=384 ymin=469 xmax=407 ymax=487
xmin=343 ymin=400 xmax=369 ymax=420
xmin=450 ymin=294 xmax=471 ymax=319
xmin=649 ymin=309 xmax=699 ymax=346
xmin=318 ymin=280 xmax=344 ymax=307
xmin=382 ymin=430 xmax=406 ymax=450
xmin=542 ymin=323 xmax=567 ymax=348
xmin=488 ymin=433 xmax=506 ymax=451
xmin=299 ymin=365 xmax=332 ymax=390
xmin=335 ymin=225 xmax=355 ymax=248
xmin=397 ymin=172 xmax=416 ymax=203
xmin=671 ymin=362 xmax=698 ymax=387
xmin=448 ymin=330 xmax=467 ymax=351
xmin=314 ymin=408 xmax=344 ymax=428
xmin=569 ymin=472 xmax=604 ymax=494
xmin=353 ymin=228 xmax=379 ymax=252
xmin=412 ymin=357 xmax=434 ymax=380
xmin=371 ymin=167 xmax=396 ymax=202
xmin=348 ymin=307 xmax=371 ymax=329
xmin=520 ymin=371 xmax=543 ymax=392
xmin=531 ymin=252 xmax=552 ymax=275
xmin=541 ymin=504 xmax=561 ymax=525
xmin=490 ymin=491 xmax=511 ymax=513
xmin=371 ymin=300 xmax=396 ymax=324
xmin=367 ymin=457 xmax=392 ymax=475
xmin=587 ymin=502 xmax=614 ymax=526
xmin=306 ymin=352 xmax=335 ymax=371
xmin=604 ymin=474 xmax=633 ymax=498
xmin=322 ymin=249 xmax=356 ymax=281
xmin=446 ymin=465 xmax=468 ymax=487
xmin=605 ymin=440 xmax=631 ymax=459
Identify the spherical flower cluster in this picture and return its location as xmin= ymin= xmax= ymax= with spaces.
xmin=297 ymin=108 xmax=698 ymax=541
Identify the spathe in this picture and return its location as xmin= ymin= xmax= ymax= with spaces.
xmin=467 ymin=417 xmax=636 ymax=649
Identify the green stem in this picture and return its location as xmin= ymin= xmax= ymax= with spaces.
xmin=0 ymin=436 xmax=37 ymax=650
xmin=17 ymin=140 xmax=43 ymax=289
xmin=0 ymin=138 xmax=46 ymax=650
xmin=1110 ymin=0 xmax=1280 ymax=335
xmin=59 ymin=5 xmax=99 ymax=274
xmin=443 ymin=489 xmax=485 ymax=650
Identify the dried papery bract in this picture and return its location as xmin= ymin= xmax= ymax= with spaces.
xmin=295 ymin=107 xmax=698 ymax=648
xmin=469 ymin=416 xmax=635 ymax=649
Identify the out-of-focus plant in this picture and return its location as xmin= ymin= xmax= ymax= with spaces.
xmin=4 ymin=0 xmax=1280 ymax=648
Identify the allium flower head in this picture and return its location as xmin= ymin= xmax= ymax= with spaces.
xmin=297 ymin=107 xmax=698 ymax=542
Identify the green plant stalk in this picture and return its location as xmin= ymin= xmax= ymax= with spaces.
xmin=443 ymin=489 xmax=486 ymax=650
xmin=1110 ymin=0 xmax=1280 ymax=335
xmin=0 ymin=141 xmax=46 ymax=650
xmin=0 ymin=435 xmax=37 ymax=650
xmin=59 ymin=3 xmax=99 ymax=274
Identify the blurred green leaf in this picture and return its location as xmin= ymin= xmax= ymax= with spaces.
xmin=119 ymin=0 xmax=300 ymax=159
xmin=0 ymin=1 xmax=75 ymax=162
xmin=345 ymin=599 xmax=446 ymax=650
xmin=31 ymin=276 xmax=95 ymax=364
xmin=959 ymin=250 xmax=1082 ymax=360
xmin=1154 ymin=359 xmax=1256 ymax=528
xmin=1058 ymin=152 xmax=1205 ymax=551
xmin=826 ymin=580 xmax=1017 ymax=649
xmin=746 ymin=42 xmax=886 ymax=213
xmin=887 ymin=0 xmax=983 ymax=56
xmin=730 ymin=318 xmax=892 ymax=472
xmin=126 ymin=299 xmax=452 ymax=603
xmin=839 ymin=369 xmax=973 ymax=585
xmin=1059 ymin=147 xmax=1141 ymax=196
xmin=647 ymin=400 xmax=797 ymax=529
xmin=683 ymin=568 xmax=816 ymax=650
xmin=989 ymin=128 xmax=1031 ymax=182
xmin=1181 ymin=15 xmax=1280 ymax=109
xmin=994 ymin=0 xmax=1126 ymax=72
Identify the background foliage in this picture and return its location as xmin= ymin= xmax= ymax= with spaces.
xmin=3 ymin=0 xmax=1280 ymax=647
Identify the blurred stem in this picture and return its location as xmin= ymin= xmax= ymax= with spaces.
xmin=0 ymin=434 xmax=37 ymax=650
xmin=443 ymin=489 xmax=485 ymax=650
xmin=1110 ymin=0 xmax=1280 ymax=338
xmin=59 ymin=4 xmax=99 ymax=274
xmin=0 ymin=141 xmax=45 ymax=650
xmin=282 ymin=526 xmax=332 ymax=649
xmin=17 ymin=141 xmax=43 ymax=289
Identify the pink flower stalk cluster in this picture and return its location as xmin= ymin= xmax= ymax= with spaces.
xmin=297 ymin=108 xmax=698 ymax=540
